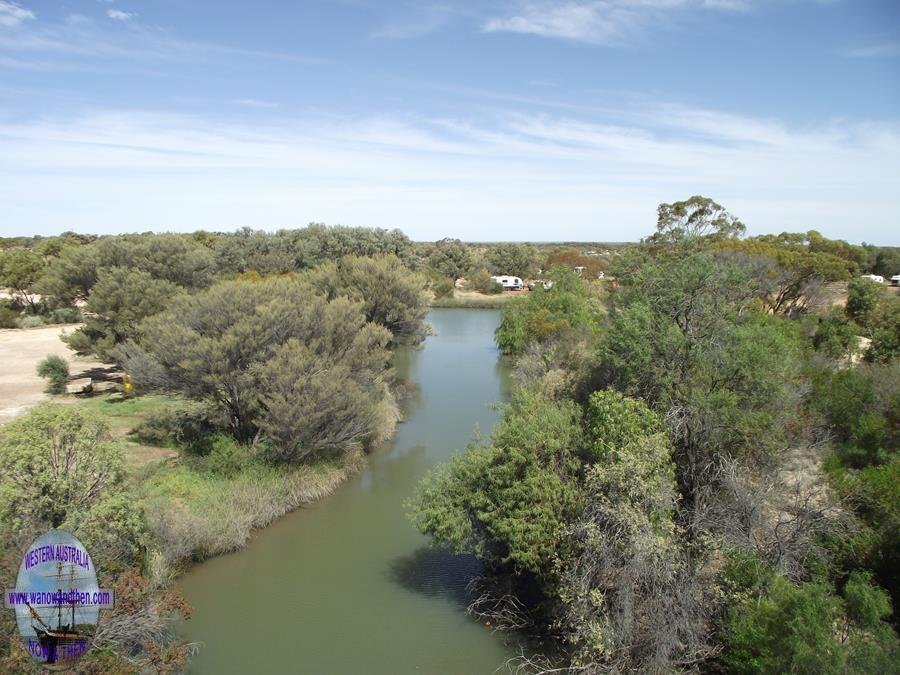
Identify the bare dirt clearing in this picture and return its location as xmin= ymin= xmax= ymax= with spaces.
xmin=0 ymin=325 xmax=107 ymax=422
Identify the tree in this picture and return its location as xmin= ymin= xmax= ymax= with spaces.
xmin=0 ymin=249 xmax=43 ymax=310
xmin=64 ymin=268 xmax=183 ymax=359
xmin=495 ymin=267 xmax=600 ymax=355
xmin=600 ymin=250 xmax=803 ymax=505
xmin=647 ymin=195 xmax=745 ymax=246
xmin=40 ymin=233 xmax=216 ymax=305
xmin=303 ymin=254 xmax=430 ymax=344
xmin=870 ymin=246 xmax=900 ymax=278
xmin=258 ymin=334 xmax=391 ymax=462
xmin=214 ymin=227 xmax=298 ymax=275
xmin=121 ymin=278 xmax=395 ymax=456
xmin=0 ymin=405 xmax=126 ymax=531
xmin=486 ymin=243 xmax=539 ymax=278
xmin=412 ymin=389 xmax=584 ymax=582
xmin=847 ymin=277 xmax=884 ymax=330
xmin=545 ymin=248 xmax=604 ymax=279
xmin=426 ymin=238 xmax=475 ymax=280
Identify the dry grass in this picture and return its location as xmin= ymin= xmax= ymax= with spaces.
xmin=429 ymin=289 xmax=518 ymax=308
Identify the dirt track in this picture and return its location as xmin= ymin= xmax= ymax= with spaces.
xmin=0 ymin=325 xmax=106 ymax=422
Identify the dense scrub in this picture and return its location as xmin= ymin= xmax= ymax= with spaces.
xmin=413 ymin=196 xmax=900 ymax=673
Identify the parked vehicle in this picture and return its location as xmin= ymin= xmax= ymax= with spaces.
xmin=490 ymin=275 xmax=524 ymax=290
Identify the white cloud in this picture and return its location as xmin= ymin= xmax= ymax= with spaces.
xmin=841 ymin=42 xmax=900 ymax=59
xmin=0 ymin=1 xmax=34 ymax=28
xmin=0 ymin=102 xmax=896 ymax=243
xmin=484 ymin=0 xmax=749 ymax=44
xmin=106 ymin=9 xmax=135 ymax=21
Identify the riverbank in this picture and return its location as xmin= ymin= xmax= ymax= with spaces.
xmin=71 ymin=392 xmax=368 ymax=569
xmin=429 ymin=289 xmax=517 ymax=308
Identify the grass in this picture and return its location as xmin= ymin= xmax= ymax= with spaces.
xmin=73 ymin=392 xmax=366 ymax=568
xmin=76 ymin=393 xmax=181 ymax=470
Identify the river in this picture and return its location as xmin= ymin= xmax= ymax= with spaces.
xmin=178 ymin=308 xmax=519 ymax=674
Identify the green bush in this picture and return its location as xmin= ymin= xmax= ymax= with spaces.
xmin=584 ymin=389 xmax=663 ymax=462
xmin=189 ymin=435 xmax=254 ymax=477
xmin=496 ymin=267 xmax=599 ymax=354
xmin=810 ymin=364 xmax=898 ymax=463
xmin=16 ymin=314 xmax=45 ymax=328
xmin=813 ymin=309 xmax=860 ymax=360
xmin=725 ymin=577 xmax=846 ymax=674
xmin=468 ymin=270 xmax=503 ymax=294
xmin=135 ymin=401 xmax=221 ymax=454
xmin=431 ymin=276 xmax=455 ymax=298
xmin=411 ymin=389 xmax=584 ymax=581
xmin=0 ymin=299 xmax=18 ymax=328
xmin=36 ymin=354 xmax=69 ymax=394
xmin=847 ymin=277 xmax=883 ymax=330
xmin=46 ymin=307 xmax=80 ymax=324
xmin=867 ymin=296 xmax=900 ymax=363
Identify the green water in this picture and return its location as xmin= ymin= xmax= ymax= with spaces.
xmin=178 ymin=309 xmax=517 ymax=674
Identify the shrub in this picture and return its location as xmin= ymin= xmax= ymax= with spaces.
xmin=0 ymin=405 xmax=125 ymax=530
xmin=15 ymin=314 xmax=45 ymax=328
xmin=190 ymin=435 xmax=254 ymax=477
xmin=0 ymin=300 xmax=18 ymax=328
xmin=431 ymin=276 xmax=455 ymax=298
xmin=468 ymin=270 xmax=503 ymax=294
xmin=813 ymin=309 xmax=860 ymax=360
xmin=584 ymin=389 xmax=663 ymax=462
xmin=725 ymin=577 xmax=846 ymax=674
xmin=36 ymin=354 xmax=69 ymax=394
xmin=124 ymin=278 xmax=395 ymax=458
xmin=134 ymin=400 xmax=221 ymax=454
xmin=496 ymin=267 xmax=599 ymax=354
xmin=46 ymin=306 xmax=80 ymax=324
xmin=866 ymin=296 xmax=900 ymax=363
xmin=846 ymin=277 xmax=883 ymax=330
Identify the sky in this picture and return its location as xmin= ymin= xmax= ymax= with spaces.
xmin=0 ymin=1 xmax=897 ymax=243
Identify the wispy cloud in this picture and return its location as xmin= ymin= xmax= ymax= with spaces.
xmin=373 ymin=4 xmax=460 ymax=38
xmin=232 ymin=98 xmax=280 ymax=109
xmin=841 ymin=42 xmax=900 ymax=58
xmin=0 ymin=102 xmax=895 ymax=242
xmin=0 ymin=13 xmax=324 ymax=71
xmin=483 ymin=0 xmax=749 ymax=44
xmin=106 ymin=9 xmax=136 ymax=22
xmin=0 ymin=1 xmax=34 ymax=28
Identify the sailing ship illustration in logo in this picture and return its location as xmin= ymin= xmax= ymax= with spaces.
xmin=5 ymin=530 xmax=114 ymax=668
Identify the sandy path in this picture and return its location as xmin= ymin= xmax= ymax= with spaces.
xmin=0 ymin=325 xmax=107 ymax=422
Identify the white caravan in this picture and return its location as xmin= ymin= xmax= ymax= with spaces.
xmin=490 ymin=275 xmax=524 ymax=290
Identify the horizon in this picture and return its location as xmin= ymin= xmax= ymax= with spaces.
xmin=0 ymin=0 xmax=898 ymax=244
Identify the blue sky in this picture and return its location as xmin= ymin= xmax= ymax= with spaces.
xmin=0 ymin=1 xmax=897 ymax=243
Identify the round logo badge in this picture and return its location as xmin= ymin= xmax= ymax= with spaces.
xmin=5 ymin=530 xmax=114 ymax=669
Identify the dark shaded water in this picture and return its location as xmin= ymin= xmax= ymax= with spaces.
xmin=178 ymin=309 xmax=517 ymax=673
